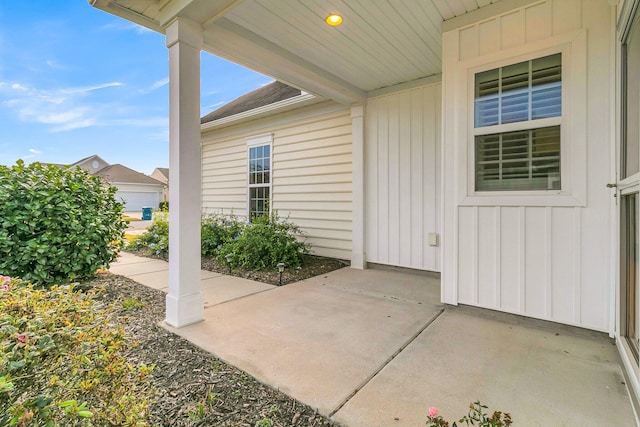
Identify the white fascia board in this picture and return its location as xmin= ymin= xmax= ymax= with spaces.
xmin=201 ymin=93 xmax=321 ymax=131
xmin=89 ymin=0 xmax=164 ymax=33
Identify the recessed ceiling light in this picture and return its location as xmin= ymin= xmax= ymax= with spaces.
xmin=325 ymin=13 xmax=343 ymax=26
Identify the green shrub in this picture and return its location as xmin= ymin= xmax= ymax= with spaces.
xmin=0 ymin=275 xmax=154 ymax=426
xmin=0 ymin=161 xmax=127 ymax=286
xmin=201 ymin=214 xmax=243 ymax=256
xmin=128 ymin=212 xmax=168 ymax=256
xmin=217 ymin=212 xmax=309 ymax=271
xmin=427 ymin=401 xmax=513 ymax=427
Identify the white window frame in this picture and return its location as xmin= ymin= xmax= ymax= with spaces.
xmin=246 ymin=133 xmax=273 ymax=218
xmin=460 ymin=31 xmax=587 ymax=207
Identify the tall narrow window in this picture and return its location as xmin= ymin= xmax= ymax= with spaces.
xmin=474 ymin=53 xmax=562 ymax=191
xmin=248 ymin=143 xmax=271 ymax=218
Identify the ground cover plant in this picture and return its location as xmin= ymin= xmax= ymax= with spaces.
xmin=427 ymin=402 xmax=513 ymax=427
xmin=0 ymin=273 xmax=338 ymax=426
xmin=0 ymin=275 xmax=154 ymax=426
xmin=0 ymin=161 xmax=127 ymax=286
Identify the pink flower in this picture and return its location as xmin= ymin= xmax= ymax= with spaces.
xmin=428 ymin=407 xmax=439 ymax=418
xmin=0 ymin=275 xmax=10 ymax=284
xmin=0 ymin=284 xmax=9 ymax=291
xmin=15 ymin=333 xmax=28 ymax=344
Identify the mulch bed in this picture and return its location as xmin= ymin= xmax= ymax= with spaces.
xmin=125 ymin=250 xmax=350 ymax=286
xmin=87 ymin=273 xmax=341 ymax=426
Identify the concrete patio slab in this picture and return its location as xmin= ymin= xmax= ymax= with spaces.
xmin=109 ymin=259 xmax=169 ymax=276
xmin=165 ymin=268 xmax=443 ymax=416
xmin=200 ymin=275 xmax=274 ymax=307
xmin=110 ymin=256 xmax=638 ymax=427
xmin=110 ymin=254 xmax=226 ymax=290
xmin=333 ymin=308 xmax=636 ymax=427
xmin=304 ymin=267 xmax=440 ymax=305
xmin=112 ymin=251 xmax=159 ymax=266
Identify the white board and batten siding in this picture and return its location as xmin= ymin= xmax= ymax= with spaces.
xmin=442 ymin=0 xmax=614 ymax=332
xmin=365 ymin=83 xmax=441 ymax=272
xmin=201 ymin=103 xmax=353 ymax=260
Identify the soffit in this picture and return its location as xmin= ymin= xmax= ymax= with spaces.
xmin=90 ymin=0 xmax=502 ymax=102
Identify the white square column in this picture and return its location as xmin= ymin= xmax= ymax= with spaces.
xmin=165 ymin=17 xmax=204 ymax=327
xmin=351 ymin=104 xmax=367 ymax=269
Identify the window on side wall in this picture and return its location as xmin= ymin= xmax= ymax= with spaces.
xmin=247 ymin=135 xmax=272 ymax=218
xmin=474 ymin=53 xmax=562 ymax=191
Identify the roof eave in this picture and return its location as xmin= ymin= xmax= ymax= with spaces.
xmin=201 ymin=92 xmax=322 ymax=131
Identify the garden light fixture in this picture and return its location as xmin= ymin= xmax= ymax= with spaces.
xmin=225 ymin=253 xmax=233 ymax=273
xmin=277 ymin=262 xmax=285 ymax=285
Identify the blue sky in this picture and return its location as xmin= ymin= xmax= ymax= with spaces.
xmin=0 ymin=2 xmax=271 ymax=174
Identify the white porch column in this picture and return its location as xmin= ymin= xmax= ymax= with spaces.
xmin=165 ymin=17 xmax=204 ymax=327
xmin=351 ymin=103 xmax=367 ymax=269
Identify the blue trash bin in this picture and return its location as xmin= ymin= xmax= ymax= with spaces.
xmin=141 ymin=207 xmax=153 ymax=221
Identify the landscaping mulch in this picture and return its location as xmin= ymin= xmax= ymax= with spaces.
xmin=125 ymin=250 xmax=350 ymax=286
xmin=88 ymin=273 xmax=340 ymax=427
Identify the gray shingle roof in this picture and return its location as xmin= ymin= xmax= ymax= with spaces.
xmin=95 ymin=164 xmax=163 ymax=185
xmin=201 ymin=81 xmax=301 ymax=124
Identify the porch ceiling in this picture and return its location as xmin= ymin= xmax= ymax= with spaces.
xmin=90 ymin=0 xmax=502 ymax=104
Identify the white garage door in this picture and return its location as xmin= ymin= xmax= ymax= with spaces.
xmin=115 ymin=191 xmax=159 ymax=212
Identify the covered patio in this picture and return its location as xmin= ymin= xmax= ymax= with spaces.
xmin=111 ymin=252 xmax=636 ymax=426
xmin=92 ymin=0 xmax=640 ymax=423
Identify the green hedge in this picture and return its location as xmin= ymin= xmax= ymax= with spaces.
xmin=0 ymin=161 xmax=127 ymax=286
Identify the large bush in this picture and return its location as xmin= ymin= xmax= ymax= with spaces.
xmin=217 ymin=213 xmax=309 ymax=271
xmin=201 ymin=214 xmax=243 ymax=256
xmin=0 ymin=276 xmax=154 ymax=426
xmin=0 ymin=161 xmax=127 ymax=286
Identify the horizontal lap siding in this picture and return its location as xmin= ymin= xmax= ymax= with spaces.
xmin=202 ymin=137 xmax=247 ymax=215
xmin=272 ymin=111 xmax=352 ymax=260
xmin=202 ymin=106 xmax=352 ymax=261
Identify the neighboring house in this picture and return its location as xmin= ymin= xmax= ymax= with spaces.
xmin=151 ymin=167 xmax=169 ymax=202
xmin=95 ymin=164 xmax=164 ymax=211
xmin=71 ymin=154 xmax=110 ymax=175
xmin=53 ymin=155 xmax=164 ymax=211
xmin=91 ymin=0 xmax=640 ymax=407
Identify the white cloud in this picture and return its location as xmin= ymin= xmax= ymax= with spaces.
xmin=46 ymin=59 xmax=67 ymax=70
xmin=100 ymin=21 xmax=151 ymax=35
xmin=203 ymin=101 xmax=225 ymax=111
xmin=59 ymin=82 xmax=123 ymax=95
xmin=139 ymin=77 xmax=168 ymax=94
xmin=28 ymin=148 xmax=41 ymax=154
xmin=0 ymin=80 xmax=130 ymax=132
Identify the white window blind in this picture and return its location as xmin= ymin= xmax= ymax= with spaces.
xmin=474 ymin=53 xmax=562 ymax=191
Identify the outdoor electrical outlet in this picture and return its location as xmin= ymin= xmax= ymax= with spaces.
xmin=428 ymin=233 xmax=439 ymax=247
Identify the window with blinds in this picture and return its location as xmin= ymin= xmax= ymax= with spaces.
xmin=474 ymin=53 xmax=562 ymax=191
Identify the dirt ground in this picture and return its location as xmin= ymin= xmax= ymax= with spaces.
xmin=126 ymin=250 xmax=350 ymax=287
xmin=88 ymin=273 xmax=341 ymax=426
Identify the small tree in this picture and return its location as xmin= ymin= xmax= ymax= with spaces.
xmin=0 ymin=160 xmax=127 ymax=286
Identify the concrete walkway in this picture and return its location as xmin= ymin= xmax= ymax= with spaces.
xmin=110 ymin=253 xmax=638 ymax=426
